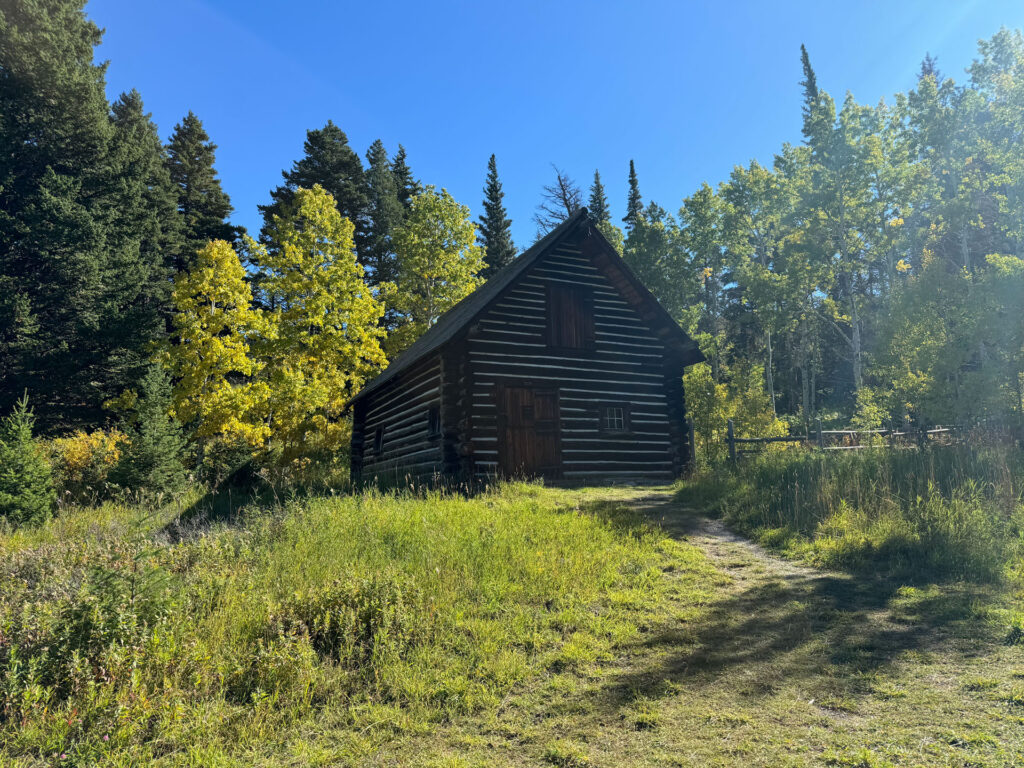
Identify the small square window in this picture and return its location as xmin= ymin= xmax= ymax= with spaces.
xmin=604 ymin=406 xmax=626 ymax=432
xmin=427 ymin=406 xmax=441 ymax=438
xmin=373 ymin=426 xmax=384 ymax=455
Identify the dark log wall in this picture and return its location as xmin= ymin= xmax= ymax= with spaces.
xmin=355 ymin=354 xmax=443 ymax=483
xmin=466 ymin=241 xmax=685 ymax=483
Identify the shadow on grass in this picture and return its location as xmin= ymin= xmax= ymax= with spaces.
xmin=577 ymin=490 xmax=999 ymax=716
xmin=161 ymin=483 xmax=282 ymax=541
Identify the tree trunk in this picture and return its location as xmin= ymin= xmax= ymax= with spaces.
xmin=765 ymin=329 xmax=776 ymax=415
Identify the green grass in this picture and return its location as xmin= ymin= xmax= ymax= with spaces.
xmin=0 ymin=483 xmax=685 ymax=766
xmin=679 ymin=444 xmax=1024 ymax=582
xmin=4 ymin=460 xmax=1024 ymax=766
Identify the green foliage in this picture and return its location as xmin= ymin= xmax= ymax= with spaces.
xmin=623 ymin=159 xmax=643 ymax=232
xmin=0 ymin=397 xmax=56 ymax=525
xmin=112 ymin=365 xmax=186 ymax=496
xmin=684 ymin=445 xmax=1024 ymax=581
xmin=0 ymin=485 xmax=672 ymax=763
xmin=587 ymin=169 xmax=611 ymax=223
xmin=389 ymin=187 xmax=484 ymax=354
xmin=260 ymin=120 xmax=369 ymax=256
xmin=477 ymin=154 xmax=517 ymax=278
xmin=252 ymin=185 xmax=386 ymax=464
xmin=364 ymin=138 xmax=405 ymax=295
xmin=165 ymin=110 xmax=236 ymax=266
xmin=0 ymin=0 xmax=177 ymax=430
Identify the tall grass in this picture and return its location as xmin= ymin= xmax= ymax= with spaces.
xmin=0 ymin=483 xmax=676 ymax=766
xmin=681 ymin=445 xmax=1024 ymax=582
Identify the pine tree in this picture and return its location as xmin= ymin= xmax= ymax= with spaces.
xmin=477 ymin=154 xmax=517 ymax=278
xmin=588 ymin=169 xmax=611 ymax=222
xmin=165 ymin=111 xmax=236 ymax=268
xmin=0 ymin=396 xmax=56 ymax=526
xmin=623 ymin=160 xmax=643 ymax=232
xmin=114 ymin=364 xmax=186 ymax=495
xmin=364 ymin=139 xmax=404 ymax=293
xmin=391 ymin=144 xmax=420 ymax=209
xmin=259 ymin=121 xmax=369 ymax=255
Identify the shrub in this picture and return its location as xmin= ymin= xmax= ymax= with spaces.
xmin=49 ymin=428 xmax=127 ymax=503
xmin=0 ymin=396 xmax=56 ymax=526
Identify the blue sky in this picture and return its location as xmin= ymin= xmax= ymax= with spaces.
xmin=90 ymin=0 xmax=1024 ymax=248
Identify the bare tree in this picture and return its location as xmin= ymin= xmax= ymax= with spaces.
xmin=532 ymin=164 xmax=583 ymax=237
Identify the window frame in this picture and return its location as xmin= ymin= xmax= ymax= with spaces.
xmin=597 ymin=402 xmax=632 ymax=435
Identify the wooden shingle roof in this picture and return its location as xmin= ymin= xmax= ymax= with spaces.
xmin=349 ymin=208 xmax=703 ymax=405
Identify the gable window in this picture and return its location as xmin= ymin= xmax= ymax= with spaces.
xmin=546 ymin=284 xmax=594 ymax=350
xmin=427 ymin=405 xmax=441 ymax=438
xmin=600 ymin=404 xmax=630 ymax=434
xmin=373 ymin=426 xmax=385 ymax=455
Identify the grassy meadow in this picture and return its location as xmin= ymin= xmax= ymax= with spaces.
xmin=3 ymin=446 xmax=1024 ymax=766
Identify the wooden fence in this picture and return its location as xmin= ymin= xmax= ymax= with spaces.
xmin=725 ymin=417 xmax=961 ymax=464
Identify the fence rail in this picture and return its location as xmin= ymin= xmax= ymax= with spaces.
xmin=724 ymin=417 xmax=961 ymax=463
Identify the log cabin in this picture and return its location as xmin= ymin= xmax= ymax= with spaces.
xmin=348 ymin=208 xmax=704 ymax=486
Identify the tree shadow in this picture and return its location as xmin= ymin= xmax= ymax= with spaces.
xmin=160 ymin=483 xmax=282 ymax=542
xmin=573 ymin=490 xmax=998 ymax=717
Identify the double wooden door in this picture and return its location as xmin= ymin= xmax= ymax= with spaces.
xmin=497 ymin=385 xmax=562 ymax=479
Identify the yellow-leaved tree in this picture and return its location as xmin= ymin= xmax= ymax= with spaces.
xmin=251 ymin=185 xmax=386 ymax=463
xmin=387 ymin=187 xmax=484 ymax=355
xmin=164 ymin=239 xmax=269 ymax=448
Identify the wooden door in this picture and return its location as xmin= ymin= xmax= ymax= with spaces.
xmin=497 ymin=386 xmax=561 ymax=479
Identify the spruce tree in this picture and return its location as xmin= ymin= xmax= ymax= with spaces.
xmin=391 ymin=144 xmax=420 ymax=209
xmin=588 ymin=169 xmax=611 ymax=222
xmin=478 ymin=154 xmax=517 ymax=278
xmin=0 ymin=0 xmax=163 ymax=429
xmin=113 ymin=364 xmax=186 ymax=495
xmin=799 ymin=44 xmax=821 ymax=140
xmin=623 ymin=159 xmax=643 ymax=232
xmin=259 ymin=121 xmax=369 ymax=254
xmin=919 ymin=52 xmax=942 ymax=82
xmin=0 ymin=396 xmax=56 ymax=526
xmin=165 ymin=111 xmax=236 ymax=268
xmin=364 ymin=139 xmax=404 ymax=292
xmin=108 ymin=90 xmax=181 ymax=343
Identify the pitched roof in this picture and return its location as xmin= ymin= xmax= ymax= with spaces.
xmin=349 ymin=208 xmax=702 ymax=405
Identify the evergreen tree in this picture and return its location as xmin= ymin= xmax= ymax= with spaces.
xmin=799 ymin=44 xmax=822 ymax=140
xmin=588 ymin=169 xmax=611 ymax=222
xmin=919 ymin=52 xmax=942 ymax=82
xmin=113 ymin=364 xmax=187 ymax=495
xmin=0 ymin=0 xmax=168 ymax=429
xmin=108 ymin=90 xmax=180 ymax=349
xmin=0 ymin=396 xmax=56 ymax=526
xmin=623 ymin=159 xmax=643 ymax=232
xmin=477 ymin=154 xmax=517 ymax=278
xmin=391 ymin=144 xmax=420 ymax=209
xmin=259 ymin=121 xmax=369 ymax=254
xmin=364 ymin=139 xmax=404 ymax=293
xmin=165 ymin=111 xmax=236 ymax=267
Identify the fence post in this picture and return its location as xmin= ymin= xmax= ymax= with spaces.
xmin=816 ymin=416 xmax=824 ymax=451
xmin=727 ymin=419 xmax=737 ymax=464
xmin=687 ymin=418 xmax=696 ymax=466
